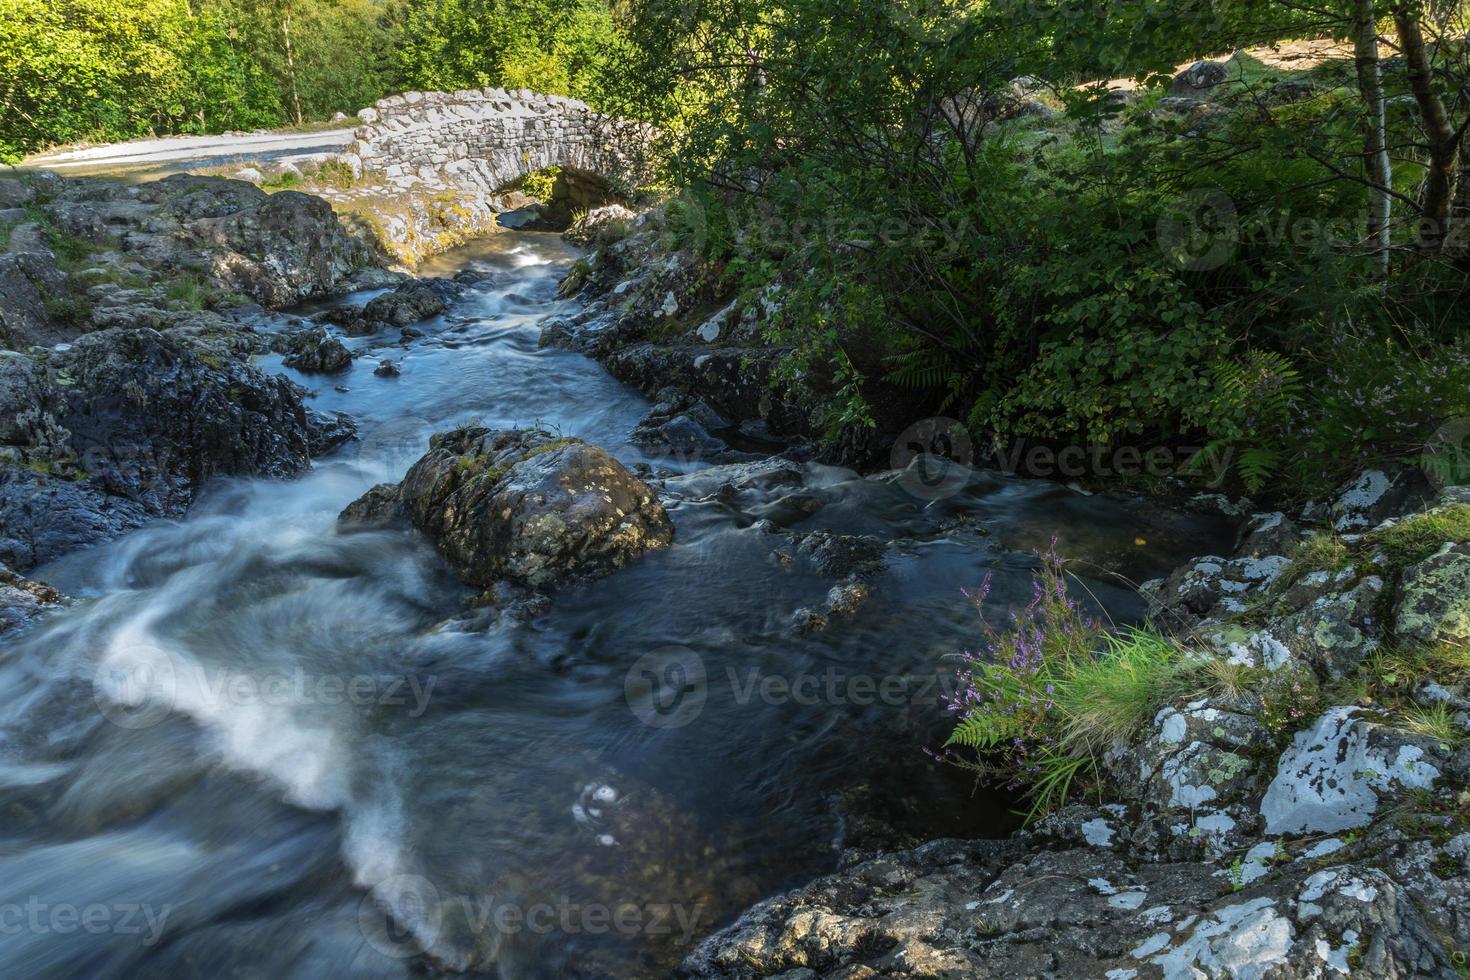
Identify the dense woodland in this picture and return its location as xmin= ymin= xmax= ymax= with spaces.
xmin=4 ymin=0 xmax=1470 ymax=498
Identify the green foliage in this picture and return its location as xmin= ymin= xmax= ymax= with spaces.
xmin=393 ymin=0 xmax=624 ymax=107
xmin=0 ymin=0 xmax=625 ymax=158
xmin=164 ymin=274 xmax=210 ymax=310
xmin=1184 ymin=351 xmax=1303 ymax=493
xmin=606 ymin=0 xmax=1470 ymax=500
xmin=1057 ymin=629 xmax=1197 ymax=755
xmin=511 ymin=166 xmax=562 ymax=202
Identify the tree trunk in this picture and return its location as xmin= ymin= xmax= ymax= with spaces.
xmin=1354 ymin=0 xmax=1393 ymax=275
xmin=1393 ymin=3 xmax=1458 ymax=251
xmin=281 ymin=8 xmax=304 ymax=127
xmin=1452 ymin=127 xmax=1470 ymax=262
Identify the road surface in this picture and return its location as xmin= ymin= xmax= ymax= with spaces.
xmin=22 ymin=127 xmax=357 ymax=180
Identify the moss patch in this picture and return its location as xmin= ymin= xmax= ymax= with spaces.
xmin=1368 ymin=504 xmax=1470 ymax=569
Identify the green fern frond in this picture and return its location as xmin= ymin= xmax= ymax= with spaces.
xmin=945 ymin=713 xmax=1008 ymax=749
xmin=885 ymin=346 xmax=956 ymax=390
xmin=1235 ymin=446 xmax=1281 ymax=492
xmin=1210 ymin=350 xmax=1302 ymax=425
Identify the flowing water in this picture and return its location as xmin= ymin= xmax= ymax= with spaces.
xmin=0 ymin=232 xmax=1229 ymax=978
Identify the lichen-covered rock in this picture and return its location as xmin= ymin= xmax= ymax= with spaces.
xmin=1395 ymin=543 xmax=1470 ymax=646
xmin=0 ymin=250 xmax=77 ymax=350
xmin=682 ymin=831 xmax=1460 ymax=979
xmin=1267 ymin=574 xmax=1386 ymax=680
xmin=181 ymin=184 xmax=370 ymax=306
xmin=1330 ymin=467 xmax=1434 ymax=533
xmin=1260 ymin=707 xmax=1441 ymax=835
xmin=1149 ymin=553 xmax=1290 ymax=627
xmin=1382 ymin=832 xmax=1470 ymax=953
xmin=1236 ymin=511 xmax=1302 ymax=557
xmin=339 ymin=427 xmax=672 ymax=589
xmin=1107 ymin=700 xmax=1272 ymax=816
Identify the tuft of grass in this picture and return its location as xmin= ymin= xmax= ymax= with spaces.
xmin=164 ymin=274 xmax=211 ymax=311
xmin=1423 ymin=642 xmax=1470 ymax=679
xmin=1367 ymin=504 xmax=1470 ymax=569
xmin=1191 ymin=656 xmax=1262 ymax=700
xmin=943 ymin=551 xmax=1198 ymax=820
xmin=1397 ymin=703 xmax=1467 ymax=748
xmin=261 ymin=170 xmax=304 ymax=191
xmin=1056 ymin=628 xmax=1196 ymax=755
xmin=521 ymin=437 xmax=578 ymax=460
xmin=310 ymin=159 xmax=358 ymax=190
xmin=1281 ymin=532 xmax=1352 ymax=586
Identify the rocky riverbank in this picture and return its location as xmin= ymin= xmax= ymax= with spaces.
xmin=537 ymin=201 xmax=1470 ymax=976
xmin=679 ymin=467 xmax=1470 ymax=978
xmin=0 ymin=170 xmax=393 ymax=578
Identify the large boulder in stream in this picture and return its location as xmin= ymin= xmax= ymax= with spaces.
xmin=0 ymin=328 xmax=354 ymax=569
xmin=316 ymin=278 xmax=459 ymax=336
xmin=279 ymin=326 xmax=353 ymax=373
xmin=339 ymin=427 xmax=672 ymax=589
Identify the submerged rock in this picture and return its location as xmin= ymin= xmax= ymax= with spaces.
xmin=339 ymin=427 xmax=672 ymax=589
xmin=320 ymin=278 xmax=459 ymax=336
xmin=362 ymin=278 xmax=454 ymax=326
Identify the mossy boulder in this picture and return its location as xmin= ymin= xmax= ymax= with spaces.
xmin=340 ymin=427 xmax=672 ymax=589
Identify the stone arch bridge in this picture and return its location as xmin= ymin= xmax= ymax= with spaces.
xmin=340 ymin=89 xmax=655 ymax=204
